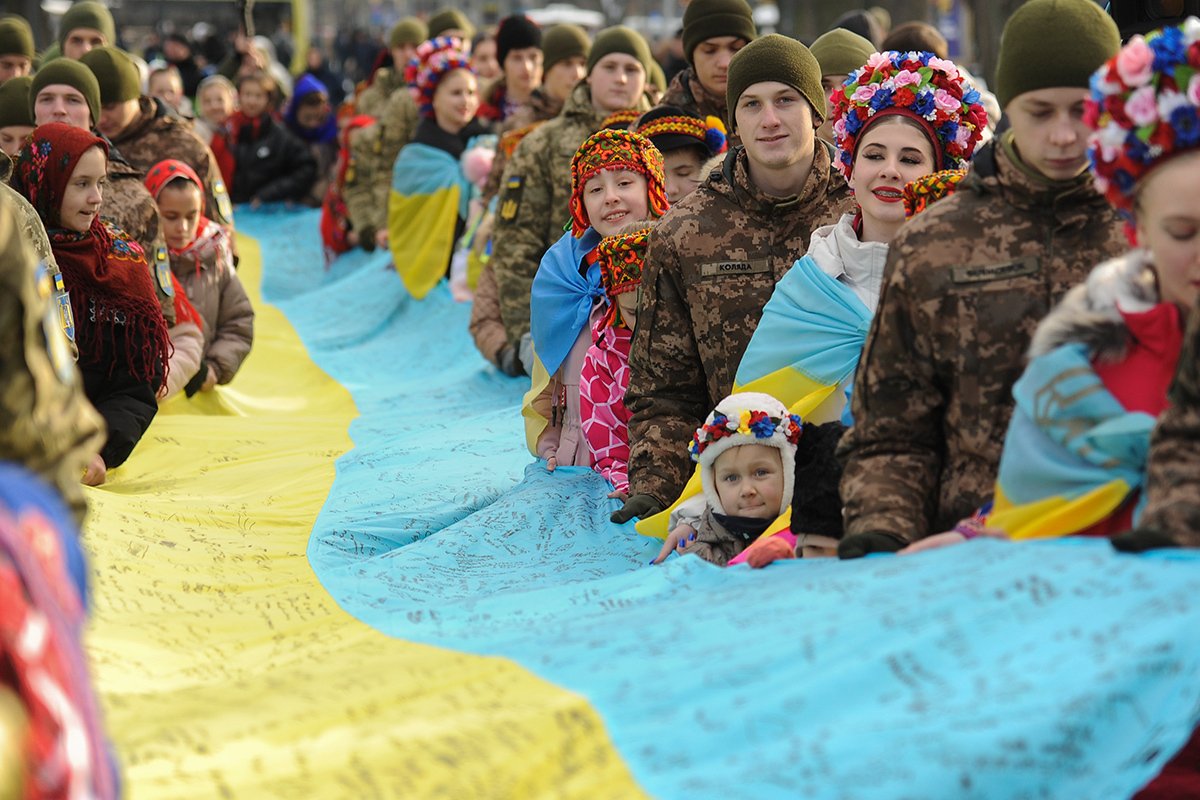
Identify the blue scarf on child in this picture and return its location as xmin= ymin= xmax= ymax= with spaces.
xmin=529 ymin=228 xmax=604 ymax=376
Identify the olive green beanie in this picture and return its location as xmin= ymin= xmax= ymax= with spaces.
xmin=542 ymin=24 xmax=591 ymax=71
xmin=0 ymin=16 xmax=35 ymax=60
xmin=389 ymin=17 xmax=428 ymax=50
xmin=79 ymin=46 xmax=141 ymax=105
xmin=29 ymin=58 xmax=100 ymax=126
xmin=682 ymin=0 xmax=757 ymax=64
xmin=586 ymin=26 xmax=653 ymax=77
xmin=0 ymin=76 xmax=34 ymax=129
xmin=427 ymin=10 xmax=475 ymax=40
xmin=57 ymin=1 xmax=116 ymax=50
xmin=994 ymin=0 xmax=1120 ymax=108
xmin=809 ymin=28 xmax=874 ymax=78
xmin=725 ymin=34 xmax=824 ymax=129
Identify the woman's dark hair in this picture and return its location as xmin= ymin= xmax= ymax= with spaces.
xmin=880 ymin=22 xmax=949 ymax=60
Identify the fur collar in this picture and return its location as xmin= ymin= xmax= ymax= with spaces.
xmin=1028 ymin=249 xmax=1159 ymax=362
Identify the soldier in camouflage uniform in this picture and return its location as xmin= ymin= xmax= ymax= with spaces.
xmin=836 ymin=0 xmax=1126 ymax=557
xmin=30 ymin=59 xmax=177 ymax=326
xmin=616 ymin=34 xmax=855 ymax=523
xmin=651 ymin=0 xmax=756 ymax=148
xmin=492 ymin=26 xmax=655 ymax=353
xmin=470 ymin=24 xmax=592 ymax=374
xmin=79 ymin=46 xmax=235 ymax=232
xmin=0 ymin=193 xmax=105 ymax=526
xmin=344 ymin=19 xmax=425 ymax=250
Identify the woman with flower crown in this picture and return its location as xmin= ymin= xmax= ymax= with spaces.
xmin=651 ymin=50 xmax=988 ymax=566
xmin=901 ymin=19 xmax=1200 ymax=558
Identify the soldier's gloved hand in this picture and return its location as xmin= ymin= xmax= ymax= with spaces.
xmin=518 ymin=332 xmax=535 ymax=374
xmin=184 ymin=360 xmax=209 ymax=398
xmin=497 ymin=345 xmax=525 ymax=377
xmin=611 ymin=493 xmax=662 ymax=524
xmin=359 ymin=226 xmax=377 ymax=252
xmin=1111 ymin=528 xmax=1180 ymax=553
xmin=838 ymin=532 xmax=905 ymax=560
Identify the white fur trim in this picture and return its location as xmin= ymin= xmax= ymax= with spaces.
xmin=696 ymin=392 xmax=797 ymax=517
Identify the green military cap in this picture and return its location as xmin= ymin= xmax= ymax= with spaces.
xmin=0 ymin=76 xmax=34 ymax=129
xmin=79 ymin=46 xmax=141 ymax=105
xmin=57 ymin=1 xmax=116 ymax=50
xmin=809 ymin=28 xmax=875 ymax=78
xmin=389 ymin=17 xmax=427 ymax=50
xmin=0 ymin=16 xmax=35 ymax=60
xmin=542 ymin=24 xmax=590 ymax=71
xmin=587 ymin=26 xmax=653 ymax=77
xmin=682 ymin=0 xmax=756 ymax=64
xmin=726 ymin=34 xmax=824 ymax=129
xmin=427 ymin=10 xmax=475 ymax=40
xmin=994 ymin=0 xmax=1120 ymax=108
xmin=30 ymin=58 xmax=100 ymax=126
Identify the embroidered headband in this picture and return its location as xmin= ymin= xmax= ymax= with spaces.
xmin=569 ymin=128 xmax=669 ymax=237
xmin=689 ymin=410 xmax=803 ymax=462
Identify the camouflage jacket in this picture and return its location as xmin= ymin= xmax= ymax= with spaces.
xmin=1138 ymin=293 xmax=1200 ymax=545
xmin=103 ymin=148 xmax=176 ymax=326
xmin=837 ymin=135 xmax=1128 ymax=543
xmin=344 ymin=77 xmax=419 ymax=236
xmin=0 ymin=196 xmax=105 ymax=525
xmin=356 ymin=67 xmax=404 ymax=119
xmin=657 ymin=67 xmax=739 ymax=148
xmin=625 ymin=143 xmax=854 ymax=506
xmin=109 ymin=97 xmax=235 ymax=229
xmin=492 ymin=83 xmax=647 ymax=344
xmin=481 ymin=88 xmax=563 ymax=205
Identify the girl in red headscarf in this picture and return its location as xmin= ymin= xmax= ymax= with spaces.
xmin=145 ymin=158 xmax=255 ymax=396
xmin=12 ymin=123 xmax=171 ymax=486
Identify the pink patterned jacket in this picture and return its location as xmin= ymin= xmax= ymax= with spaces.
xmin=580 ymin=319 xmax=633 ymax=495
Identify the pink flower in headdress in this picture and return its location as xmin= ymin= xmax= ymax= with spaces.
xmin=933 ymin=88 xmax=960 ymax=113
xmin=1116 ymin=37 xmax=1154 ymax=87
xmin=893 ymin=70 xmax=921 ymax=88
xmin=954 ymin=124 xmax=974 ymax=148
xmin=1188 ymin=73 xmax=1200 ymax=107
xmin=852 ymin=84 xmax=878 ymax=103
xmin=927 ymin=56 xmax=960 ymax=80
xmin=1125 ymin=85 xmax=1160 ymax=127
xmin=865 ymin=51 xmax=892 ymax=71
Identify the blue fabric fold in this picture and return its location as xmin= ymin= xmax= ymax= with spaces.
xmin=529 ymin=227 xmax=604 ymax=376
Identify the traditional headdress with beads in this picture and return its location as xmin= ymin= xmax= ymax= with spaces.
xmin=569 ymin=128 xmax=669 ymax=237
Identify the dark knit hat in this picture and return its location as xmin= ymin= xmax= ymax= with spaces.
xmin=542 ymin=24 xmax=590 ymax=71
xmin=389 ymin=17 xmax=427 ymax=50
xmin=725 ymin=34 xmax=824 ymax=129
xmin=994 ymin=0 xmax=1120 ymax=108
xmin=30 ymin=58 xmax=100 ymax=126
xmin=0 ymin=76 xmax=34 ymax=129
xmin=587 ymin=26 xmax=653 ymax=77
xmin=682 ymin=0 xmax=757 ymax=64
xmin=495 ymin=15 xmax=541 ymax=67
xmin=427 ymin=10 xmax=475 ymax=40
xmin=57 ymin=1 xmax=116 ymax=50
xmin=0 ymin=16 xmax=34 ymax=60
xmin=79 ymin=46 xmax=141 ymax=105
xmin=809 ymin=28 xmax=874 ymax=78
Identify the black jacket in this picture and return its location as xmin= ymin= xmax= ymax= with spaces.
xmin=229 ymin=113 xmax=317 ymax=204
xmin=80 ymin=325 xmax=160 ymax=469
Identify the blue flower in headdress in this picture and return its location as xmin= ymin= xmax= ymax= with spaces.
xmin=749 ymin=414 xmax=777 ymax=439
xmin=1126 ymin=136 xmax=1152 ymax=165
xmin=1150 ymin=25 xmax=1186 ymax=72
xmin=1113 ymin=168 xmax=1136 ymax=195
xmin=911 ymin=90 xmax=936 ymax=118
xmin=963 ymin=87 xmax=981 ymax=106
xmin=939 ymin=119 xmax=960 ymax=142
xmin=844 ymin=111 xmax=864 ymax=135
xmin=1172 ymin=106 xmax=1200 ymax=147
xmin=869 ymin=88 xmax=894 ymax=112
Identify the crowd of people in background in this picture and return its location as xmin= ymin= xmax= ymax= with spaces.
xmin=1 ymin=0 xmax=1200 ymax=795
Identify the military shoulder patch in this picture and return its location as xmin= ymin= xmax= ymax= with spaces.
xmin=154 ymin=247 xmax=175 ymax=296
xmin=950 ymin=258 xmax=1039 ymax=285
xmin=498 ymin=176 xmax=524 ymax=224
xmin=213 ymin=179 xmax=234 ymax=223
